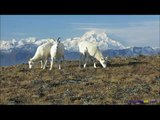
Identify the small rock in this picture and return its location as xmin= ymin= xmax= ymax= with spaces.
xmin=154 ymin=76 xmax=160 ymax=81
xmin=32 ymin=95 xmax=40 ymax=98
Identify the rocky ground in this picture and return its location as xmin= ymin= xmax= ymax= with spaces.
xmin=0 ymin=55 xmax=160 ymax=105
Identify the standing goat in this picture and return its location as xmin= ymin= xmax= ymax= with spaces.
xmin=50 ymin=37 xmax=65 ymax=70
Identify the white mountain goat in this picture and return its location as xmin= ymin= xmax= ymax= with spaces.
xmin=28 ymin=39 xmax=54 ymax=69
xmin=78 ymin=41 xmax=107 ymax=68
xmin=50 ymin=38 xmax=65 ymax=70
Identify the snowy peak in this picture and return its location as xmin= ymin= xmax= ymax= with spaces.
xmin=82 ymin=31 xmax=125 ymax=50
xmin=63 ymin=37 xmax=80 ymax=52
xmin=82 ymin=31 xmax=108 ymax=39
xmin=63 ymin=31 xmax=126 ymax=51
xmin=0 ymin=37 xmax=52 ymax=51
xmin=0 ymin=31 xmax=125 ymax=52
xmin=81 ymin=30 xmax=109 ymax=42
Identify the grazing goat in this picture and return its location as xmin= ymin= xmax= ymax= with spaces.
xmin=78 ymin=41 xmax=107 ymax=68
xmin=28 ymin=39 xmax=54 ymax=69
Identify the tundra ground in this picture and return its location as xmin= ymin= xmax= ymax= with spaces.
xmin=0 ymin=55 xmax=160 ymax=105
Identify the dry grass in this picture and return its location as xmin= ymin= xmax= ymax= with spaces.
xmin=0 ymin=55 xmax=160 ymax=105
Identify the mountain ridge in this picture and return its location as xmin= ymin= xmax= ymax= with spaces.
xmin=0 ymin=31 xmax=125 ymax=52
xmin=0 ymin=31 xmax=159 ymax=66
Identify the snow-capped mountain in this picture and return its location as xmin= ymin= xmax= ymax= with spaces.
xmin=63 ymin=31 xmax=125 ymax=52
xmin=0 ymin=37 xmax=50 ymax=52
xmin=81 ymin=31 xmax=125 ymax=50
xmin=0 ymin=31 xmax=125 ymax=53
xmin=63 ymin=37 xmax=80 ymax=52
xmin=0 ymin=31 xmax=159 ymax=66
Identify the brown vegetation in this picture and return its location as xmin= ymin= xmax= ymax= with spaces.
xmin=0 ymin=55 xmax=160 ymax=105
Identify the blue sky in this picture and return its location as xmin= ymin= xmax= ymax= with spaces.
xmin=1 ymin=15 xmax=159 ymax=47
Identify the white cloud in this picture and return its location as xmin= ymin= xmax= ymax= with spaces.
xmin=128 ymin=21 xmax=159 ymax=27
xmin=11 ymin=32 xmax=28 ymax=38
xmin=78 ymin=27 xmax=106 ymax=33
xmin=70 ymin=22 xmax=107 ymax=26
